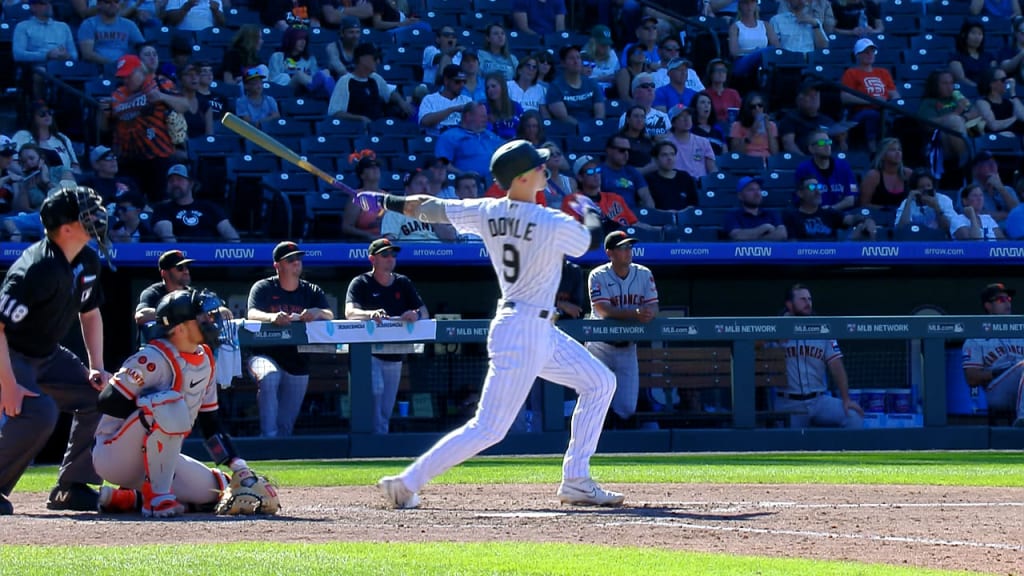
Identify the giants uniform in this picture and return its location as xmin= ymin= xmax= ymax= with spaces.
xmin=962 ymin=338 xmax=1024 ymax=420
xmin=92 ymin=340 xmax=227 ymax=505
xmin=776 ymin=339 xmax=862 ymax=428
xmin=393 ymin=198 xmax=616 ymax=493
xmin=587 ymin=263 xmax=658 ymax=419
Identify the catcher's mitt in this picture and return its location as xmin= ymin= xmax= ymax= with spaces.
xmin=214 ymin=469 xmax=280 ymax=515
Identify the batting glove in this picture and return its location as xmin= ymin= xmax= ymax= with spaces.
xmin=356 ymin=191 xmax=386 ymax=215
xmin=567 ymin=195 xmax=600 ymax=218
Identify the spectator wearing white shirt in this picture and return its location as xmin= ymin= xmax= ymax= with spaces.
xmin=422 ymin=25 xmax=461 ymax=87
xmin=418 ymin=64 xmax=473 ymax=133
xmin=161 ymin=0 xmax=227 ymax=31
xmin=894 ymin=170 xmax=957 ymax=236
xmin=507 ymin=55 xmax=546 ymax=112
xmin=952 ymin=183 xmax=1006 ymax=240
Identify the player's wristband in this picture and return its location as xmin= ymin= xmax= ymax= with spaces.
xmin=383 ymin=194 xmax=407 ymax=214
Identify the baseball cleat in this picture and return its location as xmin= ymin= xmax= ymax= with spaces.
xmin=46 ymin=483 xmax=100 ymax=511
xmin=557 ymin=477 xmax=625 ymax=507
xmin=0 ymin=493 xmax=13 ymax=515
xmin=142 ymin=493 xmax=186 ymax=518
xmin=98 ymin=486 xmax=141 ymax=513
xmin=378 ymin=476 xmax=420 ymax=509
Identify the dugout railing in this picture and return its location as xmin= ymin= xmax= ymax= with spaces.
xmin=207 ymin=315 xmax=1024 ymax=460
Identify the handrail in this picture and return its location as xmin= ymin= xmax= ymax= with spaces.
xmin=31 ymin=64 xmax=103 ymax=148
xmin=803 ymin=70 xmax=976 ymax=166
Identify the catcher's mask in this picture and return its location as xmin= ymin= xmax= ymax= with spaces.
xmin=39 ymin=185 xmax=114 ymax=267
xmin=156 ymin=288 xmax=229 ymax=347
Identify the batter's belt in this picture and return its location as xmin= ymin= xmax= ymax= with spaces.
xmin=500 ymin=301 xmax=553 ymax=319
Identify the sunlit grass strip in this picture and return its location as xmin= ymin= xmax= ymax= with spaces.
xmin=14 ymin=452 xmax=1024 ymax=492
xmin=0 ymin=542 xmax=995 ymax=576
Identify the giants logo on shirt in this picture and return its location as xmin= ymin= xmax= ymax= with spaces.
xmin=610 ymin=294 xmax=644 ymax=307
xmin=863 ymin=77 xmax=886 ymax=97
xmin=786 ymin=344 xmax=826 ymax=360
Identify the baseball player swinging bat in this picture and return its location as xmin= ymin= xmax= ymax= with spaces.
xmin=219 ymin=112 xmax=359 ymax=196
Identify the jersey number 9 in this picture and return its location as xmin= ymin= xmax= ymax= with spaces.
xmin=502 ymin=243 xmax=520 ymax=284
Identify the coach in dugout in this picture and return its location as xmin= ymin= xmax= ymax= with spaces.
xmin=775 ymin=284 xmax=863 ymax=428
xmin=962 ymin=283 xmax=1024 ymax=427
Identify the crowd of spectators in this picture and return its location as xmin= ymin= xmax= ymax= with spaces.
xmin=3 ymin=0 xmax=1024 ymax=245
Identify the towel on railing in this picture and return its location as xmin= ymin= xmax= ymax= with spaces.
xmin=215 ymin=320 xmax=243 ymax=389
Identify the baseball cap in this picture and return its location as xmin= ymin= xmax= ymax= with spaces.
xmin=736 ymin=175 xmax=763 ymax=194
xmin=341 ymin=15 xmax=361 ymax=30
xmin=981 ymin=283 xmax=1016 ymax=303
xmin=558 ymin=44 xmax=582 ymax=61
xmin=442 ymin=64 xmax=467 ymax=81
xmin=421 ymin=155 xmax=449 ymax=170
xmin=115 ymin=54 xmax=143 ymax=78
xmin=158 ymin=249 xmax=195 ymax=271
xmin=666 ymin=57 xmax=692 ymax=71
xmin=641 ymin=15 xmax=658 ymax=26
xmin=573 ymin=154 xmax=598 ymax=176
xmin=167 ymin=164 xmax=191 ymax=179
xmin=604 ymin=230 xmax=638 ymax=250
xmin=798 ymin=79 xmax=824 ymax=95
xmin=90 ymin=145 xmax=115 ymax=166
xmin=490 ymin=139 xmax=550 ymax=190
xmin=668 ymin=104 xmax=691 ymax=122
xmin=115 ymin=189 xmax=146 ymax=209
xmin=591 ymin=25 xmax=613 ymax=46
xmin=243 ymin=66 xmax=266 ymax=81
xmin=854 ymin=37 xmax=876 ymax=55
xmin=972 ymin=150 xmax=996 ymax=167
xmin=0 ymin=135 xmax=16 ymax=157
xmin=369 ymin=237 xmax=402 ymax=256
xmin=460 ymin=48 xmax=479 ymax=61
xmin=355 ymin=155 xmax=380 ymax=174
xmin=631 ymin=72 xmax=655 ymax=92
xmin=354 ymin=43 xmax=378 ymax=60
xmin=273 ymin=241 xmax=305 ymax=262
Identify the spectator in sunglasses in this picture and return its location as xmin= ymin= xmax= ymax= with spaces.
xmin=78 ymin=145 xmax=140 ymax=204
xmin=794 ymin=130 xmax=859 ymax=212
xmin=729 ymin=91 xmax=778 ymax=160
xmin=784 ymin=176 xmax=876 ymax=240
xmin=109 ymin=189 xmax=155 ymax=243
xmin=12 ymin=100 xmax=80 ymax=177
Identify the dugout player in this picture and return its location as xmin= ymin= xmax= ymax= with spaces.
xmin=360 ymin=139 xmax=624 ymax=509
xmin=134 ymin=250 xmax=232 ymax=344
xmin=962 ymin=283 xmax=1024 ymax=427
xmin=587 ymin=231 xmax=659 ymax=426
xmin=0 ymin=186 xmax=111 ymax=515
xmin=345 ymin=238 xmax=429 ymax=434
xmin=246 ymin=241 xmax=334 ymax=438
xmin=776 ymin=284 xmax=864 ymax=428
xmin=92 ymin=288 xmax=253 ymax=517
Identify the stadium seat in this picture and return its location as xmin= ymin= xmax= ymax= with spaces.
xmin=577 ymin=118 xmax=619 ymax=139
xmin=277 ymin=97 xmax=328 ymax=121
xmin=669 ymin=225 xmax=719 ymax=242
xmin=405 ymin=134 xmax=438 ymax=156
xmin=262 ymin=117 xmax=310 ymax=138
xmin=389 ymin=45 xmax=424 ymax=68
xmin=542 ymin=119 xmax=577 ymax=139
xmin=305 ymin=190 xmax=350 ymax=240
xmin=716 ymin=153 xmax=764 ymax=174
xmin=195 ymin=27 xmax=232 ymax=48
xmin=679 ymin=207 xmax=729 ymax=228
xmin=975 ymin=133 xmax=1023 ymax=158
xmin=544 ymin=31 xmax=590 ymax=50
xmin=226 ymin=7 xmax=261 ymax=27
xmin=837 ymin=151 xmax=871 ymax=174
xmin=378 ymin=169 xmax=405 ymax=189
xmin=908 ymin=34 xmax=952 ymax=54
xmin=393 ymin=25 xmax=432 ymax=48
xmin=46 ymin=60 xmax=99 ymax=83
xmin=379 ymin=63 xmax=419 ymax=85
xmin=261 ymin=27 xmax=285 ymax=49
xmin=624 ymin=225 xmax=662 ymax=243
xmin=892 ymin=224 xmax=950 ymax=241
xmin=473 ymin=0 xmax=513 ymax=13
xmin=887 ymin=0 xmax=923 ymax=18
xmin=263 ymin=171 xmax=319 ymax=194
xmin=922 ymin=15 xmax=966 ymax=36
xmin=144 ymin=26 xmax=173 ymax=45
xmin=637 ymin=208 xmax=677 ymax=227
xmin=304 ymin=154 xmax=337 ymax=174
xmin=895 ymin=63 xmax=933 ymax=84
xmin=370 ymin=117 xmax=422 ymax=139
xmin=457 ymin=29 xmax=485 ymax=48
xmin=564 ymin=135 xmax=606 ymax=156
xmin=390 ymin=153 xmax=424 ymax=174
xmin=697 ymin=190 xmax=739 ymax=210
xmin=355 ymin=135 xmax=404 ymax=157
xmin=507 ymin=31 xmax=544 ymax=54
xmin=807 ymin=48 xmax=851 ymax=69
xmin=2 ymin=2 xmax=31 ymax=22
xmin=84 ymin=79 xmax=116 ymax=99
xmin=766 ymin=153 xmax=803 ymax=172
xmin=189 ymin=134 xmax=243 ymax=157
xmin=428 ymin=0 xmax=471 ymax=14
xmin=316 ymin=117 xmax=368 ymax=137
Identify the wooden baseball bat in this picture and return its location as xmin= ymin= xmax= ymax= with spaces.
xmin=219 ymin=112 xmax=359 ymax=196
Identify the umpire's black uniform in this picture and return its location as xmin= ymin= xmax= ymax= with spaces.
xmin=0 ymin=238 xmax=104 ymax=507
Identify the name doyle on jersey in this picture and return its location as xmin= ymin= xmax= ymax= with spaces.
xmin=487 ymin=217 xmax=536 ymax=240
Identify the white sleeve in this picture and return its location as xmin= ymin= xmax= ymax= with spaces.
xmin=380 ymin=211 xmax=400 ymax=237
xmin=417 ymin=94 xmax=444 ymax=125
xmin=948 ymin=214 xmax=968 ymax=238
xmin=554 ymin=210 xmax=591 ymax=257
xmin=111 ymin=346 xmax=174 ymax=400
xmin=327 ymin=74 xmax=352 ymax=116
xmin=962 ymin=339 xmax=984 ymax=368
xmin=372 ymin=73 xmax=394 ymax=101
xmin=443 ymin=199 xmax=484 ymax=235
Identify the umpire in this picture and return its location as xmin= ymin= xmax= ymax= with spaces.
xmin=0 ymin=186 xmax=112 ymax=514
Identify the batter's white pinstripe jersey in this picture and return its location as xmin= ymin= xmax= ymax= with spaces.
xmin=587 ymin=263 xmax=658 ymax=317
xmin=779 ymin=339 xmax=842 ymax=395
xmin=962 ymin=338 xmax=1024 ymax=374
xmin=95 ymin=339 xmax=217 ymax=441
xmin=445 ymin=198 xmax=590 ymax=307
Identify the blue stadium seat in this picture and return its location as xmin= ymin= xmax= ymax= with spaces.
xmin=887 ymin=0 xmax=923 ymax=18
xmin=2 ymin=2 xmax=31 ymax=22
xmin=390 ymin=45 xmax=424 ymax=68
xmin=542 ymin=119 xmax=576 ymax=139
xmin=277 ymin=97 xmax=328 ymax=121
xmin=930 ymin=0 xmax=973 ymax=17
xmin=544 ymin=31 xmax=590 ymax=51
xmin=405 ymin=134 xmax=438 ymax=156
xmin=195 ymin=27 xmax=232 ymax=48
xmin=697 ymin=184 xmax=740 ymax=209
xmin=564 ymin=135 xmax=606 ymax=156
xmin=261 ymin=27 xmax=285 ymax=50
xmin=473 ymin=0 xmax=513 ymax=13
xmin=716 ymin=152 xmax=764 ymax=174
xmin=304 ymin=154 xmax=337 ymax=174
xmin=370 ymin=117 xmax=422 ymax=139
xmin=429 ymin=0 xmax=472 ymax=14
xmin=301 ymin=135 xmax=354 ymax=156
xmin=761 ymin=48 xmax=807 ymax=70
xmin=261 ymin=118 xmax=311 ymax=138
xmin=921 ymin=15 xmax=967 ymax=36
xmin=144 ymin=26 xmax=173 ymax=45
xmin=378 ymin=169 xmax=405 ymax=189
xmin=423 ymin=12 xmax=459 ymax=29
xmin=577 ymin=118 xmax=619 ymax=139
xmin=245 ymin=135 xmax=301 ymax=157
xmin=379 ymin=63 xmax=419 ymax=85
xmin=766 ymin=153 xmax=803 ymax=172
xmin=896 ymin=63 xmax=935 ymax=84
xmin=394 ymin=25 xmax=432 ymax=48
xmin=807 ymin=48 xmax=851 ymax=69
xmin=892 ymin=224 xmax=950 ymax=241
xmin=391 ymin=153 xmax=424 ymax=174
xmin=226 ymin=154 xmax=280 ymax=180
xmin=668 ymin=225 xmax=719 ymax=242
xmin=84 ymin=79 xmax=116 ymax=99
xmin=507 ymin=31 xmax=544 ymax=54
xmin=226 ymin=7 xmax=261 ymax=27
xmin=679 ymin=207 xmax=729 ymax=228
xmin=264 ymin=171 xmax=319 ymax=193
xmin=637 ymin=208 xmax=677 ymax=227
xmin=189 ymin=134 xmax=243 ymax=158
xmin=624 ymin=225 xmax=662 ymax=243
xmin=457 ymin=29 xmax=485 ymax=49
xmin=908 ymin=34 xmax=952 ymax=54
xmin=46 ymin=60 xmax=99 ymax=82
xmin=305 ymin=190 xmax=350 ymax=240
xmin=355 ymin=134 xmax=404 ymax=156
xmin=837 ymin=151 xmax=871 ymax=174
xmin=975 ymin=133 xmax=1023 ymax=158
xmin=316 ymin=117 xmax=368 ymax=137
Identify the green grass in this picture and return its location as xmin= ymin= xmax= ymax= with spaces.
xmin=0 ymin=542 xmax=992 ymax=576
xmin=15 ymin=451 xmax=1024 ymax=492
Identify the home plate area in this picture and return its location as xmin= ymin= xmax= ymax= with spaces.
xmin=5 ymin=484 xmax=1022 ymax=574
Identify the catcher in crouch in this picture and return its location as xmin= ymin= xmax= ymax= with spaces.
xmin=91 ymin=288 xmax=278 ymax=517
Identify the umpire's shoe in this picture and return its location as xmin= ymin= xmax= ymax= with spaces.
xmin=46 ymin=483 xmax=100 ymax=511
xmin=0 ymin=493 xmax=13 ymax=515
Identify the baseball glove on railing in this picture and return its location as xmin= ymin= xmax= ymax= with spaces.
xmin=214 ymin=468 xmax=280 ymax=515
